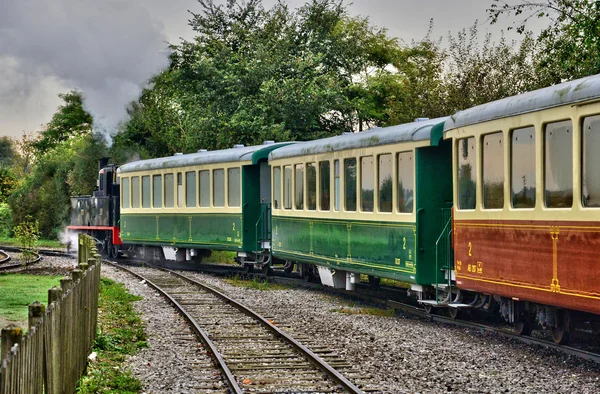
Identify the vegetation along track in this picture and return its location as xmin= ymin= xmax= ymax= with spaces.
xmin=0 ymin=246 xmax=41 ymax=272
xmin=105 ymin=261 xmax=375 ymax=393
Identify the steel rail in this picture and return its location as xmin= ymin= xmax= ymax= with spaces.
xmin=104 ymin=261 xmax=243 ymax=394
xmin=0 ymin=247 xmax=41 ymax=272
xmin=156 ymin=266 xmax=364 ymax=394
xmin=386 ymin=300 xmax=600 ymax=364
xmin=0 ymin=250 xmax=10 ymax=264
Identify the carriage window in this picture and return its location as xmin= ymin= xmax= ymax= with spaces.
xmin=165 ymin=173 xmax=174 ymax=208
xmin=378 ymin=154 xmax=392 ymax=212
xmin=186 ymin=171 xmax=196 ymax=207
xmin=213 ymin=169 xmax=225 ymax=207
xmin=177 ymin=173 xmax=183 ymax=207
xmin=334 ymin=160 xmax=340 ymax=211
xmin=511 ymin=127 xmax=536 ymax=208
xmin=457 ymin=137 xmax=476 ymax=209
xmin=121 ymin=177 xmax=130 ymax=208
xmin=483 ymin=132 xmax=504 ymax=209
xmin=307 ymin=163 xmax=316 ymax=210
xmin=319 ymin=161 xmax=330 ymax=211
xmin=142 ymin=176 xmax=151 ymax=208
xmin=199 ymin=170 xmax=210 ymax=207
xmin=361 ymin=156 xmax=374 ymax=212
xmin=397 ymin=151 xmax=414 ymax=213
xmin=345 ymin=158 xmax=357 ymax=211
xmin=283 ymin=166 xmax=292 ymax=209
xmin=228 ymin=168 xmax=241 ymax=207
xmin=273 ymin=167 xmax=281 ymax=209
xmin=545 ymin=120 xmax=572 ymax=208
xmin=583 ymin=115 xmax=600 ymax=207
xmin=295 ymin=164 xmax=304 ymax=210
xmin=152 ymin=175 xmax=162 ymax=208
xmin=131 ymin=176 xmax=140 ymax=208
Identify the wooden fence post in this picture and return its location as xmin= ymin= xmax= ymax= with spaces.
xmin=48 ymin=287 xmax=62 ymax=305
xmin=72 ymin=269 xmax=83 ymax=283
xmin=60 ymin=277 xmax=73 ymax=293
xmin=28 ymin=301 xmax=45 ymax=329
xmin=1 ymin=324 xmax=22 ymax=361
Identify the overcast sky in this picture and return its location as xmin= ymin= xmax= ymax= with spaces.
xmin=0 ymin=0 xmax=547 ymax=140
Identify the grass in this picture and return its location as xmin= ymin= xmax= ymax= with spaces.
xmin=358 ymin=274 xmax=412 ymax=289
xmin=224 ymin=275 xmax=293 ymax=291
xmin=77 ymin=278 xmax=147 ymax=394
xmin=0 ymin=237 xmax=64 ymax=249
xmin=332 ymin=306 xmax=396 ymax=317
xmin=204 ymin=250 xmax=237 ymax=265
xmin=0 ymin=274 xmax=62 ymax=322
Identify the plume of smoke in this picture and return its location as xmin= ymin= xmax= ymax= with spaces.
xmin=0 ymin=0 xmax=171 ymax=145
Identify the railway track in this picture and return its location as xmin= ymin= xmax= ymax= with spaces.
xmin=105 ymin=261 xmax=376 ymax=393
xmin=0 ymin=247 xmax=41 ymax=272
xmin=170 ymin=261 xmax=600 ymax=366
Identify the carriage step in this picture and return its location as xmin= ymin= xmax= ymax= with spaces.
xmin=448 ymin=303 xmax=473 ymax=308
xmin=418 ymin=300 xmax=448 ymax=307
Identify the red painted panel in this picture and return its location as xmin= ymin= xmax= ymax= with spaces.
xmin=454 ymin=220 xmax=600 ymax=314
xmin=66 ymin=225 xmax=123 ymax=245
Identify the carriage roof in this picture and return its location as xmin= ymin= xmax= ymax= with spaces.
xmin=444 ymin=73 xmax=600 ymax=131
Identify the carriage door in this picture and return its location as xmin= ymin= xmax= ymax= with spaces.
xmin=259 ymin=161 xmax=272 ymax=248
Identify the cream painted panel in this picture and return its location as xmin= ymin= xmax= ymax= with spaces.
xmin=447 ymin=101 xmax=600 ymax=222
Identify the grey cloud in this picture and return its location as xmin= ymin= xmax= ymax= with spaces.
xmin=0 ymin=0 xmax=171 ymax=144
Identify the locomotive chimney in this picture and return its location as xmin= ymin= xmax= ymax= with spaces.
xmin=99 ymin=157 xmax=109 ymax=171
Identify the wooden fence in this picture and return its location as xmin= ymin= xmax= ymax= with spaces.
xmin=0 ymin=234 xmax=101 ymax=394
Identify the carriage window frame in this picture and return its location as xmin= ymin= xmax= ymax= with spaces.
xmin=131 ymin=176 xmax=140 ymax=208
xmin=121 ymin=177 xmax=130 ymax=209
xmin=457 ymin=137 xmax=477 ymax=210
xmin=213 ymin=169 xmax=225 ymax=207
xmin=283 ymin=165 xmax=292 ymax=210
xmin=482 ymin=131 xmax=505 ymax=210
xmin=582 ymin=114 xmax=600 ymax=208
xmin=199 ymin=170 xmax=210 ymax=207
xmin=152 ymin=174 xmax=162 ymax=208
xmin=307 ymin=162 xmax=317 ymax=211
xmin=142 ymin=175 xmax=151 ymax=208
xmin=186 ymin=171 xmax=197 ymax=208
xmin=397 ymin=151 xmax=414 ymax=213
xmin=164 ymin=173 xmax=175 ymax=208
xmin=228 ymin=167 xmax=241 ymax=207
xmin=378 ymin=153 xmax=393 ymax=213
xmin=544 ymin=119 xmax=573 ymax=209
xmin=319 ymin=161 xmax=331 ymax=211
xmin=344 ymin=158 xmax=357 ymax=212
xmin=360 ymin=156 xmax=374 ymax=212
xmin=510 ymin=126 xmax=536 ymax=209
xmin=294 ymin=164 xmax=304 ymax=210
xmin=273 ymin=166 xmax=282 ymax=209
xmin=334 ymin=160 xmax=340 ymax=212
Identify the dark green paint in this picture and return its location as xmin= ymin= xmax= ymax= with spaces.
xmin=242 ymin=165 xmax=262 ymax=252
xmin=414 ymin=140 xmax=453 ymax=285
xmin=251 ymin=143 xmax=295 ymax=164
xmin=272 ymin=216 xmax=418 ymax=282
xmin=121 ymin=213 xmax=242 ymax=251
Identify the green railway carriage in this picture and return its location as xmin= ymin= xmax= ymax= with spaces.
xmin=268 ymin=118 xmax=453 ymax=288
xmin=117 ymin=142 xmax=291 ymax=263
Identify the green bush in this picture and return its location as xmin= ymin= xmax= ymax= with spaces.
xmin=0 ymin=202 xmax=12 ymax=238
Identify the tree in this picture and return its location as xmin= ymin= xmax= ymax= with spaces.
xmin=488 ymin=0 xmax=600 ymax=82
xmin=0 ymin=137 xmax=18 ymax=168
xmin=31 ymin=91 xmax=93 ymax=155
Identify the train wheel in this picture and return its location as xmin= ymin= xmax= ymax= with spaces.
xmin=552 ymin=309 xmax=571 ymax=344
xmin=368 ymin=275 xmax=381 ymax=288
xmin=107 ymin=239 xmax=119 ymax=259
xmin=283 ymin=261 xmax=294 ymax=274
xmin=513 ymin=302 xmax=532 ymax=336
xmin=448 ymin=307 xmax=461 ymax=320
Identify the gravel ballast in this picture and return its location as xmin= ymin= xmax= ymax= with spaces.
xmin=100 ymin=263 xmax=600 ymax=393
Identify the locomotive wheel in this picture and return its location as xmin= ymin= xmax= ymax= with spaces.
xmin=552 ymin=309 xmax=571 ymax=344
xmin=107 ymin=239 xmax=119 ymax=259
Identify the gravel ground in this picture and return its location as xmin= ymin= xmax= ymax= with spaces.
xmin=95 ymin=262 xmax=600 ymax=393
xmin=102 ymin=265 xmax=227 ymax=393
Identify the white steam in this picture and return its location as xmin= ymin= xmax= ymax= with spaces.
xmin=0 ymin=0 xmax=171 ymax=145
